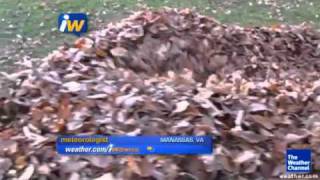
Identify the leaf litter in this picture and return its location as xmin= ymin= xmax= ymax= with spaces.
xmin=0 ymin=8 xmax=320 ymax=179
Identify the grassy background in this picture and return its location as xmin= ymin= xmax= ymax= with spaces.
xmin=0 ymin=0 xmax=319 ymax=71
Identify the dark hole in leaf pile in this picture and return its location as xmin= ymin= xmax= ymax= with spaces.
xmin=0 ymin=8 xmax=320 ymax=180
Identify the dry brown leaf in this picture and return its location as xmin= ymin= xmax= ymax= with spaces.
xmin=234 ymin=150 xmax=257 ymax=164
xmin=249 ymin=115 xmax=275 ymax=130
xmin=94 ymin=173 xmax=115 ymax=180
xmin=96 ymin=48 xmax=108 ymax=58
xmin=62 ymin=81 xmax=87 ymax=92
xmin=173 ymin=100 xmax=190 ymax=113
xmin=74 ymin=37 xmax=94 ymax=49
xmin=15 ymin=156 xmax=28 ymax=170
xmin=127 ymin=157 xmax=142 ymax=175
xmin=31 ymin=108 xmax=44 ymax=122
xmin=110 ymin=47 xmax=128 ymax=57
xmin=230 ymin=129 xmax=268 ymax=143
xmin=18 ymin=164 xmax=35 ymax=180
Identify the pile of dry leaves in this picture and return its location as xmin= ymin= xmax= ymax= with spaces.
xmin=1 ymin=8 xmax=320 ymax=180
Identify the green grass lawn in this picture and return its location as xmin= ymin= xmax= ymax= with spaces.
xmin=0 ymin=0 xmax=319 ymax=71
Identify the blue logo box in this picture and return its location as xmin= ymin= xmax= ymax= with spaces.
xmin=286 ymin=149 xmax=312 ymax=173
xmin=58 ymin=13 xmax=88 ymax=36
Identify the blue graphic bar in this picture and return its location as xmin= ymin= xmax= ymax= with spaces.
xmin=56 ymin=135 xmax=213 ymax=155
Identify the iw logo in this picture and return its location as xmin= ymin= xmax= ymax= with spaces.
xmin=58 ymin=13 xmax=88 ymax=36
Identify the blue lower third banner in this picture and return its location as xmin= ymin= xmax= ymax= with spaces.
xmin=56 ymin=135 xmax=213 ymax=155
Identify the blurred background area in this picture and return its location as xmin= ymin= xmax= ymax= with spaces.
xmin=0 ymin=0 xmax=319 ymax=72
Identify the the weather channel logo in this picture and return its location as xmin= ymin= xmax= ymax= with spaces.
xmin=286 ymin=149 xmax=312 ymax=173
xmin=58 ymin=13 xmax=88 ymax=36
